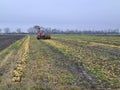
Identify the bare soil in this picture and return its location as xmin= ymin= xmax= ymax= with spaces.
xmin=0 ymin=35 xmax=25 ymax=51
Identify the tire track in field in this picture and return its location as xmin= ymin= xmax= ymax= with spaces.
xmin=43 ymin=40 xmax=104 ymax=89
xmin=48 ymin=36 xmax=120 ymax=89
xmin=0 ymin=36 xmax=27 ymax=89
xmin=0 ymin=37 xmax=26 ymax=75
xmin=0 ymin=51 xmax=13 ymax=69
xmin=22 ymin=36 xmax=84 ymax=90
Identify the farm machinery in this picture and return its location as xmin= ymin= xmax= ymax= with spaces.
xmin=34 ymin=26 xmax=51 ymax=40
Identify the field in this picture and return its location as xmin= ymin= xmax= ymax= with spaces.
xmin=0 ymin=34 xmax=120 ymax=90
xmin=0 ymin=35 xmax=25 ymax=51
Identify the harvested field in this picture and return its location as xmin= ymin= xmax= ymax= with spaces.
xmin=0 ymin=34 xmax=120 ymax=90
xmin=0 ymin=35 xmax=25 ymax=51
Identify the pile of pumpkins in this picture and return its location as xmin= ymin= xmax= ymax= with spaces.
xmin=12 ymin=36 xmax=30 ymax=82
xmin=12 ymin=64 xmax=24 ymax=82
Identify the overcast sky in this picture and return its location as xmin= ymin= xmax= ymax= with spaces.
xmin=0 ymin=0 xmax=120 ymax=31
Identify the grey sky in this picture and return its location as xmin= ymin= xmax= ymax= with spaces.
xmin=0 ymin=0 xmax=120 ymax=31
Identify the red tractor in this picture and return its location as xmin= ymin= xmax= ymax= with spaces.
xmin=34 ymin=26 xmax=51 ymax=40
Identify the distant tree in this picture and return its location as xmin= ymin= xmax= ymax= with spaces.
xmin=113 ymin=29 xmax=119 ymax=34
xmin=27 ymin=27 xmax=32 ymax=33
xmin=0 ymin=28 xmax=2 ymax=33
xmin=52 ymin=29 xmax=58 ymax=34
xmin=46 ymin=27 xmax=52 ymax=33
xmin=11 ymin=31 xmax=16 ymax=34
xmin=4 ymin=28 xmax=10 ymax=33
xmin=16 ymin=28 xmax=21 ymax=33
xmin=27 ymin=27 xmax=36 ymax=34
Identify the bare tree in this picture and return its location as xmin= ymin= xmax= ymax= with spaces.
xmin=27 ymin=27 xmax=36 ymax=34
xmin=4 ymin=27 xmax=10 ymax=34
xmin=16 ymin=28 xmax=21 ymax=33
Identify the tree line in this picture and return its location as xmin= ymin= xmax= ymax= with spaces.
xmin=0 ymin=28 xmax=22 ymax=34
xmin=0 ymin=27 xmax=119 ymax=35
xmin=27 ymin=27 xmax=120 ymax=35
